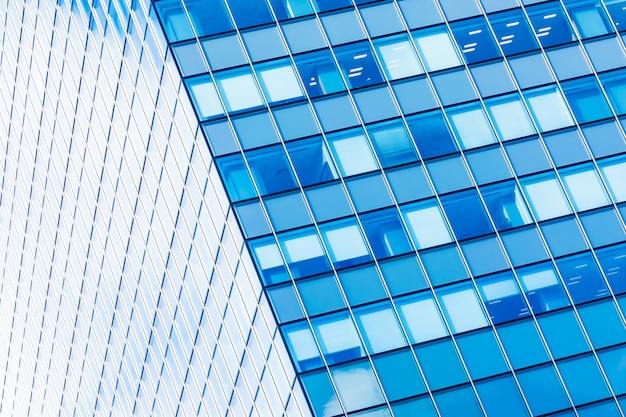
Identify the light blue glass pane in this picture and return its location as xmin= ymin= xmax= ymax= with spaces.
xmin=597 ymin=243 xmax=626 ymax=295
xmin=187 ymin=75 xmax=224 ymax=119
xmin=279 ymin=228 xmax=331 ymax=278
xmin=320 ymin=219 xmax=372 ymax=269
xmin=305 ymin=183 xmax=353 ymax=222
xmin=312 ymin=0 xmax=352 ymax=13
xmin=441 ymin=189 xmax=494 ymax=240
xmin=301 ymin=371 xmax=342 ymax=417
xmin=478 ymin=271 xmax=530 ymax=324
xmin=367 ymin=120 xmax=418 ymax=168
xmin=509 ymin=53 xmax=554 ymax=89
xmin=234 ymin=200 xmax=270 ymax=238
xmin=361 ymin=208 xmax=412 ymax=258
xmin=287 ymin=137 xmax=338 ymax=187
xmin=580 ymin=208 xmax=626 ymax=247
xmin=386 ymin=164 xmax=433 ymax=203
xmin=335 ymin=43 xmax=384 ymax=89
xmin=438 ymin=0 xmax=481 ymax=21
xmin=374 ymin=35 xmax=424 ymax=81
xmin=547 ymin=44 xmax=593 ymax=80
xmin=392 ymin=396 xmax=438 ymax=417
xmin=451 ymin=17 xmax=501 ymax=64
xmin=461 ymin=237 xmax=509 ymax=276
xmin=486 ymin=94 xmax=536 ymax=141
xmin=505 ymin=138 xmax=551 ymax=176
xmin=347 ymin=174 xmax=393 ymax=213
xmin=354 ymin=86 xmax=399 ymax=123
xmin=564 ymin=0 xmax=613 ymax=38
xmin=543 ymin=129 xmax=590 ymax=167
xmin=562 ymin=76 xmax=612 ymax=123
xmin=434 ymin=386 xmax=483 ymax=417
xmin=246 ymin=146 xmax=297 ymax=195
xmin=517 ymin=364 xmax=571 ymax=416
xmin=312 ymin=312 xmax=364 ymax=364
xmin=215 ymin=68 xmax=265 ymax=113
xmin=426 ymin=156 xmax=472 ymax=194
xmin=282 ymin=18 xmax=327 ymax=53
xmin=379 ymin=255 xmax=428 ymax=296
xmin=295 ymin=50 xmax=345 ymax=98
xmin=155 ymin=0 xmax=194 ymax=42
xmin=313 ymin=95 xmax=360 ymax=132
xmin=216 ymin=154 xmax=257 ymax=201
xmin=355 ymin=301 xmax=407 ymax=353
xmin=298 ymin=275 xmax=346 ymax=316
xmin=518 ymin=263 xmax=570 ymax=314
xmin=541 ymin=217 xmax=588 ymax=258
xmin=392 ymin=77 xmax=439 ymax=114
xmin=421 ymin=245 xmax=469 ymax=287
xmin=469 ymin=60 xmax=516 ymax=97
xmin=598 ymin=346 xmax=626 ymax=395
xmin=475 ymin=375 xmax=530 ymax=417
xmin=283 ymin=321 xmax=323 ymax=371
xmin=501 ymin=227 xmax=549 ymax=266
xmin=242 ymin=26 xmax=287 ymax=62
xmin=265 ymin=192 xmax=312 ymax=231
xmin=250 ymin=237 xmax=289 ymax=284
xmin=225 ymin=0 xmax=273 ymax=28
xmin=558 ymin=354 xmax=611 ymax=405
xmin=268 ymin=0 xmax=314 ymax=19
xmin=578 ymin=400 xmax=621 ymax=417
xmin=413 ymin=26 xmax=462 ymax=72
xmin=578 ymin=299 xmax=626 ymax=349
xmin=268 ymin=284 xmax=304 ymax=322
xmin=432 ymin=69 xmax=477 ymax=105
xmin=527 ymin=2 xmax=577 ymax=47
xmin=338 ymin=265 xmax=387 ymax=306
xmin=489 ymin=8 xmax=539 ymax=55
xmin=172 ymin=42 xmax=208 ymax=77
xmin=585 ymin=36 xmax=626 ymax=72
xmin=360 ymin=3 xmax=404 ymax=37
xmin=414 ymin=339 xmax=468 ymax=390
xmin=256 ymin=60 xmax=304 ymax=105
xmin=466 ymin=146 xmax=512 ymax=185
xmin=203 ymin=121 xmax=239 ymax=156
xmin=497 ymin=319 xmax=550 ymax=369
xmin=232 ymin=112 xmax=279 ymax=150
xmin=330 ymin=361 xmax=386 ymax=412
xmin=273 ymin=103 xmax=320 ymax=140
xmin=321 ymin=9 xmax=366 ymax=45
xmin=201 ymin=35 xmax=246 ymax=71
xmin=397 ymin=0 xmax=443 ymax=29
xmin=327 ymin=128 xmax=378 ymax=176
xmin=601 ymin=69 xmax=626 ymax=115
xmin=481 ymin=181 xmax=532 ymax=231
xmin=457 ymin=329 xmax=509 ymax=380
xmin=582 ymin=120 xmax=626 ymax=158
xmin=538 ymin=309 xmax=590 ymax=359
xmin=481 ymin=0 xmax=519 ymax=12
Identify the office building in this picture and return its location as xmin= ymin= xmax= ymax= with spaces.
xmin=2 ymin=0 xmax=626 ymax=416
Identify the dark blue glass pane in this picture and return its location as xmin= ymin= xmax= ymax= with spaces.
xmin=414 ymin=338 xmax=468 ymax=390
xmin=556 ymin=252 xmax=609 ymax=303
xmin=538 ymin=309 xmax=590 ymax=359
xmin=406 ymin=111 xmax=458 ymax=159
xmin=478 ymin=271 xmax=530 ymax=323
xmin=597 ymin=243 xmax=626 ymax=295
xmin=441 ymin=189 xmax=494 ymax=240
xmin=578 ymin=299 xmax=626 ymax=349
xmin=475 ymin=375 xmax=530 ymax=417
xmin=335 ymin=42 xmax=384 ymax=89
xmin=517 ymin=364 xmax=571 ymax=415
xmin=361 ymin=208 xmax=412 ymax=259
xmin=286 ymin=137 xmax=338 ymax=187
xmin=562 ymin=76 xmax=613 ymax=123
xmin=338 ymin=265 xmax=387 ymax=306
xmin=373 ymin=349 xmax=427 ymax=401
xmin=497 ymin=319 xmax=550 ymax=369
xmin=481 ymin=181 xmax=532 ymax=231
xmin=527 ymin=2 xmax=577 ymax=47
xmin=225 ymin=0 xmax=273 ymax=28
xmin=456 ymin=329 xmax=509 ymax=379
xmin=489 ymin=9 xmax=539 ymax=55
xmin=558 ymin=354 xmax=611 ymax=405
xmin=216 ymin=153 xmax=257 ymax=201
xmin=312 ymin=0 xmax=352 ymax=13
xmin=451 ymin=17 xmax=501 ymax=64
xmin=379 ymin=255 xmax=428 ymax=296
xmin=246 ymin=146 xmax=297 ymax=195
xmin=294 ymin=50 xmax=345 ymax=98
xmin=578 ymin=400 xmax=622 ymax=417
xmin=605 ymin=0 xmax=626 ymax=32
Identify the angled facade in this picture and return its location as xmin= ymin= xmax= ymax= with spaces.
xmin=3 ymin=0 xmax=626 ymax=417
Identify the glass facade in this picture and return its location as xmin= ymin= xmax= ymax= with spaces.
xmin=153 ymin=0 xmax=626 ymax=416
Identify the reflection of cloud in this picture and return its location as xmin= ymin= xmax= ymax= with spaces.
xmin=330 ymin=366 xmax=385 ymax=413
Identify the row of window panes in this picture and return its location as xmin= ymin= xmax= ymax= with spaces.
xmin=301 ymin=338 xmax=626 ymax=417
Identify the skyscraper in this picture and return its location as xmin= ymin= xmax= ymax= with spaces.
xmin=3 ymin=0 xmax=626 ymax=416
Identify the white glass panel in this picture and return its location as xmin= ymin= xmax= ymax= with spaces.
xmin=449 ymin=108 xmax=497 ymax=149
xmin=601 ymin=161 xmax=626 ymax=202
xmin=258 ymin=65 xmax=303 ymax=102
xmin=520 ymin=268 xmax=559 ymax=291
xmin=522 ymin=177 xmax=571 ymax=220
xmin=356 ymin=307 xmax=405 ymax=353
xmin=217 ymin=73 xmax=264 ymax=111
xmin=189 ymin=80 xmax=223 ymax=118
xmin=488 ymin=99 xmax=536 ymax=140
xmin=323 ymin=225 xmax=369 ymax=262
xmin=376 ymin=40 xmax=423 ymax=80
xmin=440 ymin=289 xmax=488 ymax=333
xmin=330 ymin=135 xmax=378 ymax=176
xmin=283 ymin=234 xmax=325 ymax=262
xmin=526 ymin=90 xmax=574 ymax=132
xmin=398 ymin=298 xmax=448 ymax=343
xmin=316 ymin=317 xmax=361 ymax=354
xmin=562 ymin=169 xmax=609 ymax=211
xmin=415 ymin=31 xmax=461 ymax=71
xmin=404 ymin=205 xmax=452 ymax=248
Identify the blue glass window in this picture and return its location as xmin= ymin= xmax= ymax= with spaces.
xmin=426 ymin=156 xmax=473 ymax=194
xmin=234 ymin=199 xmax=270 ymax=237
xmin=216 ymin=153 xmax=256 ymax=201
xmin=311 ymin=0 xmax=351 ymax=13
xmin=353 ymin=86 xmax=399 ymax=123
xmin=172 ymin=42 xmax=208 ymax=77
xmin=335 ymin=42 xmax=384 ymax=89
xmin=392 ymin=77 xmax=439 ymax=114
xmin=421 ymin=245 xmax=470 ymax=286
xmin=583 ymin=120 xmax=626 ymax=158
xmin=598 ymin=345 xmax=626 ymax=395
xmin=386 ymin=164 xmax=433 ymax=203
xmin=396 ymin=293 xmax=448 ymax=344
xmin=478 ymin=271 xmax=530 ymax=323
xmin=250 ymin=237 xmax=289 ymax=284
xmin=338 ymin=265 xmax=387 ymax=306
xmin=540 ymin=217 xmax=587 ymax=257
xmin=203 ymin=120 xmax=239 ymax=156
xmin=521 ymin=173 xmax=572 ymax=220
xmin=517 ymin=364 xmax=571 ymax=415
xmin=313 ymin=94 xmax=360 ymax=132
xmin=527 ymin=2 xmax=577 ymax=47
xmin=305 ymin=183 xmax=352 ymax=222
xmin=354 ymin=302 xmax=407 ymax=354
xmin=517 ymin=263 xmax=570 ymax=314
xmin=312 ymin=312 xmax=364 ymax=365
xmin=562 ymin=76 xmax=612 ymax=123
xmin=301 ymin=370 xmax=341 ymax=416
xmin=242 ymin=26 xmax=287 ymax=62
xmin=486 ymin=94 xmax=536 ymax=141
xmin=470 ymin=60 xmax=516 ymax=97
xmin=600 ymin=69 xmax=626 ymax=115
xmin=505 ymin=137 xmax=551 ymax=176
xmin=481 ymin=181 xmax=532 ymax=230
xmin=456 ymin=329 xmax=509 ymax=379
xmin=373 ymin=35 xmax=424 ymax=81
xmin=538 ymin=309 xmax=590 ymax=358
xmin=279 ymin=227 xmax=331 ymax=278
xmin=599 ymin=156 xmax=626 ymax=202
xmin=578 ymin=401 xmax=622 ymax=417
xmin=448 ymin=102 xmax=497 ymax=149
xmin=563 ymin=0 xmax=613 ymax=38
xmin=347 ymin=173 xmax=393 ymax=212
xmin=578 ymin=299 xmax=626 ymax=349
xmin=246 ymin=145 xmax=297 ymax=195
xmin=462 ymin=237 xmax=509 ymax=276
xmin=269 ymin=0 xmax=314 ymax=20
xmin=481 ymin=0 xmax=519 ymax=12
xmin=597 ymin=243 xmax=626 ymax=294
xmin=489 ymin=9 xmax=539 ymax=55
xmin=585 ymin=36 xmax=626 ymax=72
xmin=557 ymin=252 xmax=609 ymax=303
xmin=268 ymin=284 xmax=304 ymax=323
xmin=543 ymin=128 xmax=590 ymax=166
xmin=561 ymin=164 xmax=610 ymax=211
xmin=509 ymin=52 xmax=555 ymax=88
xmin=451 ymin=17 xmax=501 ymax=64
xmin=524 ymin=86 xmax=575 ymax=132
xmin=361 ymin=208 xmax=412 ymax=259
xmin=282 ymin=18 xmax=327 ymax=53
xmin=475 ymin=375 xmax=529 ymax=417
xmin=379 ymin=255 xmax=429 ymax=296
xmin=215 ymin=68 xmax=264 ymax=113
xmin=255 ymin=60 xmax=304 ymax=105
xmin=327 ymin=129 xmax=379 ymax=177
xmin=156 ymin=0 xmax=233 ymax=40
xmin=413 ymin=26 xmax=462 ymax=72
xmin=433 ymin=69 xmax=478 ymax=106
xmin=225 ymin=0 xmax=273 ymax=28
xmin=466 ymin=146 xmax=513 ymax=185
xmin=297 ymin=274 xmax=345 ymax=316
xmin=414 ymin=339 xmax=468 ymax=390
xmin=321 ymin=9 xmax=366 ymax=45
xmin=501 ymin=226 xmax=550 ymax=266
xmin=437 ymin=283 xmax=489 ymax=333
xmin=397 ymin=0 xmax=443 ymax=29
xmin=186 ymin=75 xmax=223 ymax=120
xmin=294 ymin=50 xmax=345 ymax=97
xmin=606 ymin=0 xmax=626 ymax=30
xmin=402 ymin=200 xmax=453 ymax=249
xmin=366 ymin=119 xmax=418 ymax=167
xmin=360 ymin=3 xmax=405 ymax=38
xmin=441 ymin=189 xmax=494 ymax=240
xmin=284 ymin=322 xmax=323 ymax=371
xmin=264 ymin=192 xmax=312 ymax=231
xmin=201 ymin=35 xmax=246 ymax=70
xmin=438 ymin=0 xmax=481 ymax=20
xmin=320 ymin=219 xmax=371 ymax=269
xmin=434 ymin=386 xmax=484 ymax=417
xmin=548 ymin=44 xmax=593 ymax=80
xmin=232 ymin=111 xmax=279 ymax=150
xmin=580 ymin=208 xmax=626 ymax=247
xmin=373 ymin=350 xmax=427 ymax=401
xmin=406 ymin=110 xmax=458 ymax=159
xmin=330 ymin=361 xmax=386 ymax=412
xmin=273 ymin=103 xmax=319 ymax=140
xmin=155 ymin=0 xmax=194 ymax=41
xmin=286 ymin=137 xmax=338 ymax=187
xmin=497 ymin=319 xmax=550 ymax=368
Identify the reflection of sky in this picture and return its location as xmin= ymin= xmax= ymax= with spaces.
xmin=74 ymin=0 xmax=130 ymax=34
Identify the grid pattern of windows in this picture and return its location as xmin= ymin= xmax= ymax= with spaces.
xmin=0 ymin=1 xmax=307 ymax=417
xmin=154 ymin=0 xmax=626 ymax=416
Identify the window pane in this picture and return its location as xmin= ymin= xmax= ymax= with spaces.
xmin=518 ymin=263 xmax=570 ymax=314
xmin=478 ymin=271 xmax=530 ymax=323
xmin=355 ymin=302 xmax=407 ymax=353
xmin=397 ymin=294 xmax=448 ymax=343
xmin=521 ymin=174 xmax=572 ymax=220
xmin=413 ymin=27 xmax=462 ymax=72
xmin=294 ymin=49 xmax=345 ymax=97
xmin=524 ymin=87 xmax=575 ymax=132
xmin=438 ymin=285 xmax=489 ymax=333
xmin=256 ymin=60 xmax=304 ymax=104
xmin=489 ymin=8 xmax=538 ymax=55
xmin=486 ymin=94 xmax=536 ymax=140
xmin=284 ymin=322 xmax=322 ymax=371
xmin=287 ymin=137 xmax=339 ymax=187
xmin=451 ymin=17 xmax=501 ymax=64
xmin=331 ymin=361 xmax=386 ymax=412
xmin=328 ymin=130 xmax=378 ymax=176
xmin=367 ymin=120 xmax=418 ymax=167
xmin=216 ymin=69 xmax=264 ymax=112
xmin=335 ymin=42 xmax=384 ymax=89
xmin=313 ymin=313 xmax=364 ymax=364
xmin=600 ymin=157 xmax=626 ymax=202
xmin=279 ymin=228 xmax=331 ymax=278
xmin=481 ymin=181 xmax=533 ymax=230
xmin=402 ymin=202 xmax=453 ymax=249
xmin=448 ymin=103 xmax=497 ymax=149
xmin=320 ymin=220 xmax=371 ymax=268
xmin=561 ymin=166 xmax=610 ymax=211
xmin=187 ymin=75 xmax=223 ymax=119
xmin=374 ymin=35 xmax=423 ymax=80
xmin=406 ymin=110 xmax=458 ymax=159
xmin=441 ymin=189 xmax=494 ymax=240
xmin=527 ymin=2 xmax=577 ymax=48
